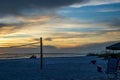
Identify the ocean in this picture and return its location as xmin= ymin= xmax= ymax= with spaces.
xmin=0 ymin=53 xmax=85 ymax=60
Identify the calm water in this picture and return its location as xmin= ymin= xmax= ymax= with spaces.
xmin=0 ymin=53 xmax=85 ymax=60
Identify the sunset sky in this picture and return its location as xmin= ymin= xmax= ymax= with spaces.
xmin=0 ymin=0 xmax=120 ymax=54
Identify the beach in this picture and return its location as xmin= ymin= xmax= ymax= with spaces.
xmin=0 ymin=56 xmax=107 ymax=80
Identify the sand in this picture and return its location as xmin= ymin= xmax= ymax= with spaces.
xmin=0 ymin=56 xmax=108 ymax=80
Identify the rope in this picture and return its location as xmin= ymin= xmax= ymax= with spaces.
xmin=9 ymin=41 xmax=39 ymax=48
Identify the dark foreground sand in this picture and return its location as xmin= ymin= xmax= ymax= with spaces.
xmin=0 ymin=56 xmax=107 ymax=80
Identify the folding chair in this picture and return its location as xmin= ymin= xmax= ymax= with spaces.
xmin=116 ymin=59 xmax=120 ymax=79
xmin=106 ymin=58 xmax=119 ymax=80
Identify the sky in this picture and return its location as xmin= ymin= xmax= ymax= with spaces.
xmin=0 ymin=0 xmax=120 ymax=54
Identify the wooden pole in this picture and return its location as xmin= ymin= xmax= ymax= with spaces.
xmin=40 ymin=37 xmax=43 ymax=70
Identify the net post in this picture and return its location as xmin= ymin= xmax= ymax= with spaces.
xmin=40 ymin=37 xmax=43 ymax=70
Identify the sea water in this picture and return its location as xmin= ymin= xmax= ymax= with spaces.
xmin=0 ymin=53 xmax=85 ymax=60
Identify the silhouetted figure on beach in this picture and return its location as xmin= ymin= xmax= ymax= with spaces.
xmin=97 ymin=65 xmax=102 ymax=73
xmin=30 ymin=55 xmax=36 ymax=59
xmin=91 ymin=60 xmax=96 ymax=64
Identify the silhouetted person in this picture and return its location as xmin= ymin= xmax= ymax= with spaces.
xmin=30 ymin=55 xmax=36 ymax=59
xmin=91 ymin=60 xmax=96 ymax=64
xmin=97 ymin=65 xmax=102 ymax=73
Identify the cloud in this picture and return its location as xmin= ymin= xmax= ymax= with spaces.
xmin=0 ymin=23 xmax=18 ymax=36
xmin=50 ymin=41 xmax=119 ymax=54
xmin=0 ymin=15 xmax=53 ymax=36
xmin=71 ymin=0 xmax=120 ymax=8
xmin=45 ymin=38 xmax=52 ymax=41
xmin=0 ymin=0 xmax=88 ymax=15
xmin=0 ymin=23 xmax=11 ymax=28
xmin=99 ymin=18 xmax=120 ymax=29
xmin=51 ymin=32 xmax=101 ymax=39
xmin=0 ymin=27 xmax=16 ymax=36
xmin=97 ymin=8 xmax=120 ymax=12
xmin=0 ymin=0 xmax=119 ymax=16
xmin=108 ymin=18 xmax=120 ymax=29
xmin=3 ymin=34 xmax=32 ymax=38
xmin=0 ymin=21 xmax=25 ymax=32
xmin=0 ymin=22 xmax=27 ymax=37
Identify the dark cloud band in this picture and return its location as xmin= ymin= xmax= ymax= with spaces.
xmin=0 ymin=23 xmax=12 ymax=28
xmin=0 ymin=0 xmax=88 ymax=15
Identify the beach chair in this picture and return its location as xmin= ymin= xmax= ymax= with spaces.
xmin=116 ymin=59 xmax=120 ymax=79
xmin=106 ymin=58 xmax=120 ymax=80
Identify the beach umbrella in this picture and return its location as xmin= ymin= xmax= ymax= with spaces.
xmin=106 ymin=42 xmax=120 ymax=54
xmin=106 ymin=42 xmax=120 ymax=50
